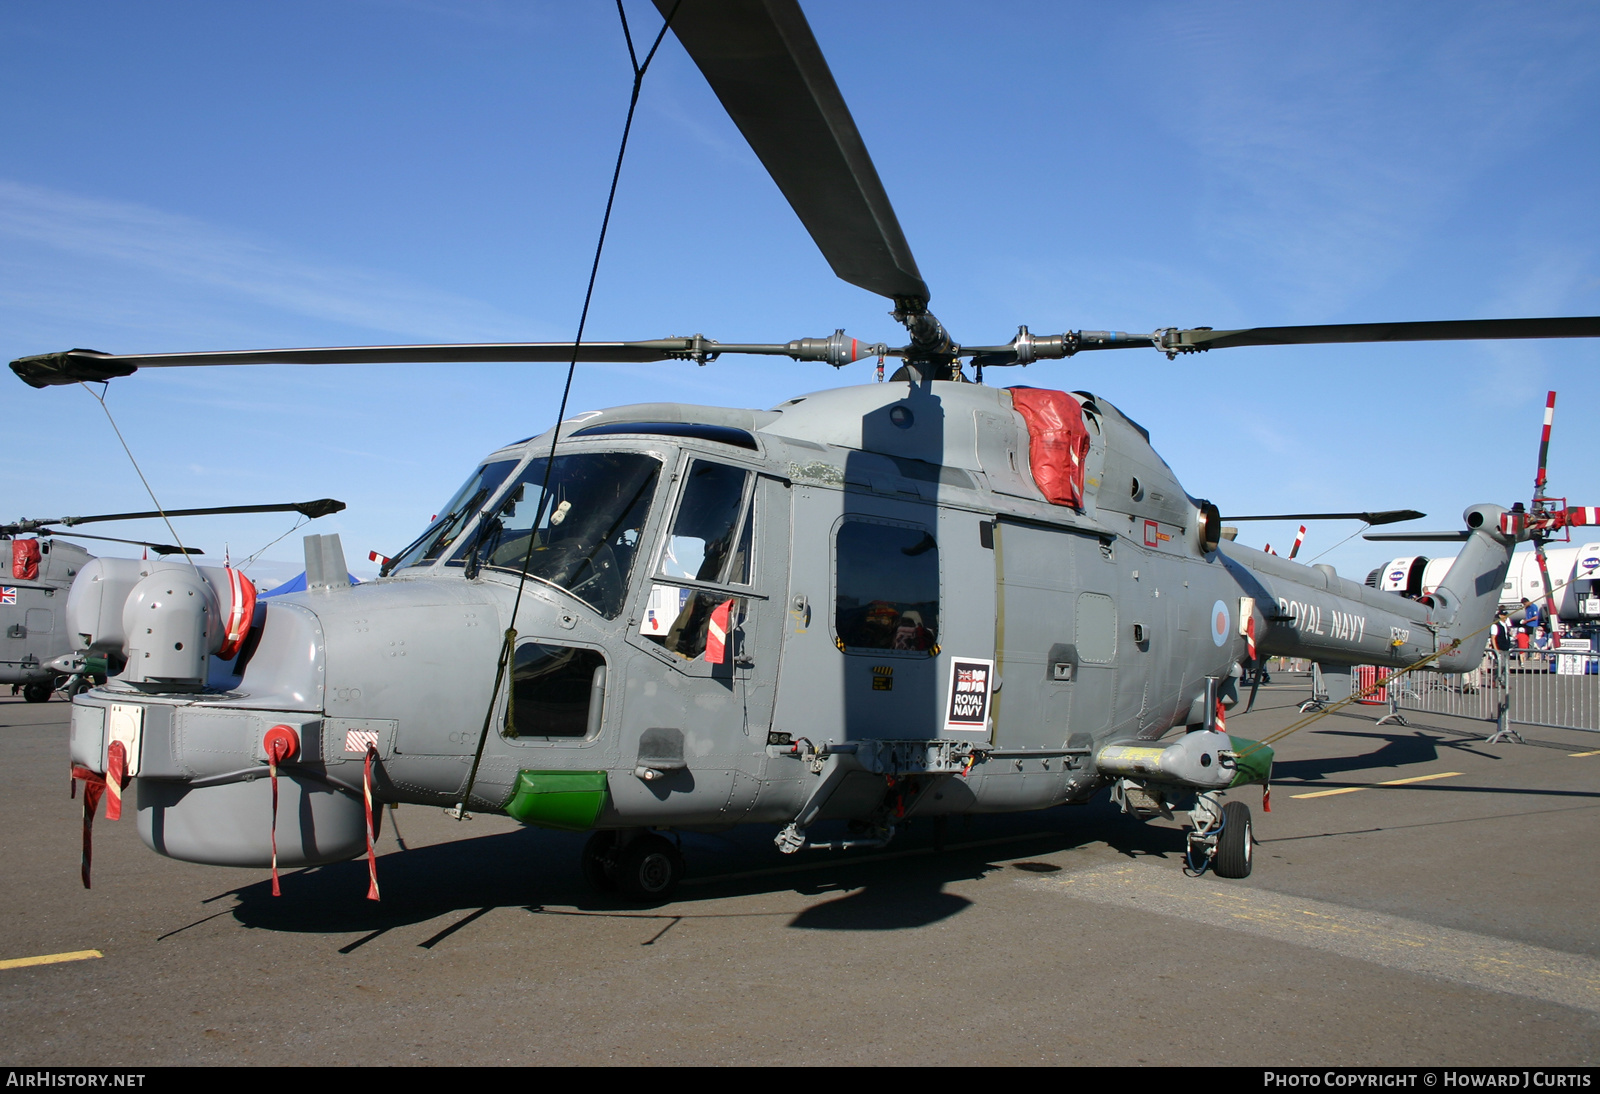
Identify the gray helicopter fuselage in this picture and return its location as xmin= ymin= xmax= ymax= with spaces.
xmin=1 ymin=537 xmax=88 ymax=688
xmin=65 ymin=378 xmax=1516 ymax=869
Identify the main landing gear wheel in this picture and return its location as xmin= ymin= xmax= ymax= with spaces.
xmin=581 ymin=830 xmax=619 ymax=894
xmin=22 ymin=682 xmax=52 ymax=703
xmin=613 ymin=833 xmax=684 ymax=903
xmin=1213 ymin=800 xmax=1254 ymax=879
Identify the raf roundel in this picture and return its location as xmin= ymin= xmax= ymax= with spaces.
xmin=1210 ymin=600 xmax=1230 ymax=647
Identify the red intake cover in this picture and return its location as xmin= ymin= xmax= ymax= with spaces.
xmin=11 ymin=538 xmax=40 ymax=581
xmin=1007 ymin=388 xmax=1092 ymax=510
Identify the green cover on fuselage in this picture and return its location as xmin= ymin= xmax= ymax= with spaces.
xmin=505 ymin=770 xmax=610 ymax=830
xmin=1227 ymin=737 xmax=1274 ymax=788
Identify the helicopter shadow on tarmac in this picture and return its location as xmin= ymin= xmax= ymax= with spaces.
xmin=209 ymin=802 xmax=1184 ymax=946
xmin=1269 ymin=723 xmax=1503 ymax=784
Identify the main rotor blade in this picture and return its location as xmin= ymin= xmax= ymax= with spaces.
xmin=10 ymin=335 xmax=900 ymax=387
xmin=1363 ymin=530 xmax=1472 ymax=542
xmin=3 ymin=498 xmax=345 ymax=534
xmin=1222 ymin=510 xmax=1424 ymax=526
xmin=1163 ymin=316 xmax=1600 ymax=354
xmin=10 ymin=341 xmax=709 ymax=387
xmin=38 ymin=531 xmax=203 ymax=555
xmin=656 ymin=0 xmax=929 ymax=308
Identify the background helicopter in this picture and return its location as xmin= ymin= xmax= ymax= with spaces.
xmin=0 ymin=500 xmax=344 ymax=699
xmin=1 ymin=1 xmax=1596 ymax=572
xmin=11 ymin=1 xmax=1597 ymax=900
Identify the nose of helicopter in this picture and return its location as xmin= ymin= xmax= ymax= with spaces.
xmin=241 ymin=576 xmax=510 ymax=723
xmin=74 ymin=575 xmax=527 ymax=869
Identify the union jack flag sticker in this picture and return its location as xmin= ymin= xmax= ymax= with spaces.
xmin=0 ymin=587 xmax=15 ymax=605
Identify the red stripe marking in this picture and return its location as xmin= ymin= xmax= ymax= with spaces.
xmin=104 ymin=741 xmax=126 ymax=822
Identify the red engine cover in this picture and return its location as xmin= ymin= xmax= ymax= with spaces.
xmin=1007 ymin=387 xmax=1092 ymax=510
xmin=11 ymin=538 xmax=40 ymax=581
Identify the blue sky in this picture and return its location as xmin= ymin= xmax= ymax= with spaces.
xmin=3 ymin=1 xmax=1597 ymax=583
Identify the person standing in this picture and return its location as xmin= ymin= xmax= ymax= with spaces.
xmin=1492 ymin=610 xmax=1513 ymax=653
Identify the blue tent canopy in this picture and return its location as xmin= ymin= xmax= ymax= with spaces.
xmin=259 ymin=571 xmax=358 ymax=598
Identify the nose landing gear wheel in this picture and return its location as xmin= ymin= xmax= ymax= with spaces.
xmin=613 ymin=833 xmax=684 ymax=903
xmin=1213 ymin=800 xmax=1254 ymax=879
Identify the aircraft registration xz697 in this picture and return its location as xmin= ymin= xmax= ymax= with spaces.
xmin=11 ymin=0 xmax=1600 ymax=900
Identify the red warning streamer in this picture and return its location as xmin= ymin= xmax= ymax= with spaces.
xmin=71 ymin=765 xmax=107 ymax=890
xmin=363 ymin=745 xmax=381 ymax=902
xmin=262 ymin=725 xmax=297 ymax=897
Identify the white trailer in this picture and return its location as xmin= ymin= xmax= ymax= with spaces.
xmin=1368 ymin=543 xmax=1600 ymax=619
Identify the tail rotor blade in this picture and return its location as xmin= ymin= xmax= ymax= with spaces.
xmin=1535 ymin=390 xmax=1556 ymax=498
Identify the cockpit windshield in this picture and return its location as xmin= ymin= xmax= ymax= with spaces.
xmin=450 ymin=452 xmax=660 ymax=619
xmin=389 ymin=458 xmax=520 ymax=572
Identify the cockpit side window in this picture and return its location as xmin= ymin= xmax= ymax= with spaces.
xmin=642 ymin=460 xmax=754 ymax=661
xmin=390 ymin=459 xmax=519 ymax=572
xmin=834 ymin=519 xmax=939 ymax=654
xmin=658 ymin=461 xmax=750 ymax=584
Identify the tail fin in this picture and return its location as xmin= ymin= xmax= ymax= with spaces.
xmin=1430 ymin=504 xmax=1516 ymax=672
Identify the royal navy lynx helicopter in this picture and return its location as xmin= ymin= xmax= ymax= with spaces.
xmin=11 ymin=0 xmax=1600 ymax=900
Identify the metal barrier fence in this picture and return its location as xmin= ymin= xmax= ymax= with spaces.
xmin=1369 ymin=648 xmax=1600 ymax=738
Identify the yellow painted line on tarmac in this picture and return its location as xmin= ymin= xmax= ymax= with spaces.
xmin=1379 ymin=771 xmax=1464 ymax=786
xmin=1570 ymin=749 xmax=1600 ymax=757
xmin=0 ymin=949 xmax=102 ymax=971
xmin=1291 ymin=771 xmax=1463 ymax=799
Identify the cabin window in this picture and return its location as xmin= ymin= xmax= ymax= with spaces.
xmin=834 ymin=519 xmax=939 ymax=654
xmin=506 ymin=643 xmax=606 ymax=739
